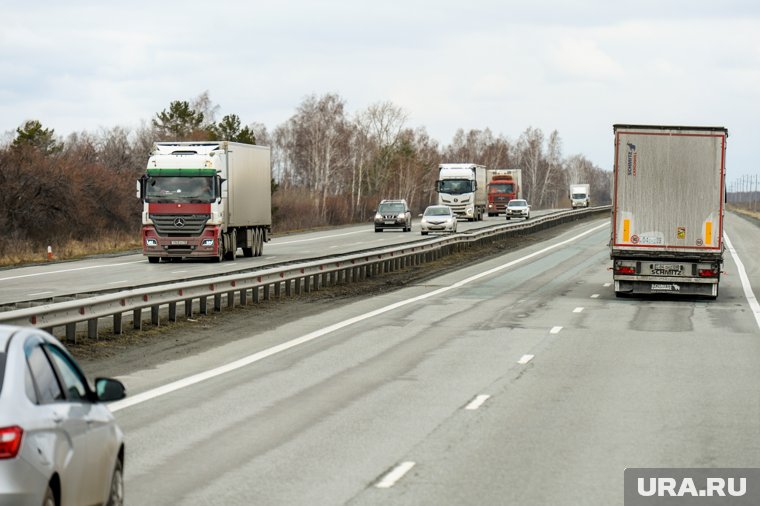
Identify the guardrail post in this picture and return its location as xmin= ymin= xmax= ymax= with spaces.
xmin=113 ymin=313 xmax=123 ymax=335
xmin=66 ymin=323 xmax=76 ymax=343
xmin=88 ymin=319 xmax=98 ymax=340
xmin=151 ymin=306 xmax=160 ymax=326
xmin=200 ymin=296 xmax=208 ymax=315
xmin=275 ymin=281 xmax=282 ymax=298
xmin=169 ymin=302 xmax=177 ymax=322
xmin=253 ymin=286 xmax=260 ymax=303
xmin=184 ymin=299 xmax=193 ymax=317
xmin=214 ymin=294 xmax=222 ymax=311
xmin=263 ymin=284 xmax=271 ymax=300
xmin=133 ymin=309 xmax=143 ymax=330
xmin=227 ymin=291 xmax=235 ymax=308
xmin=240 ymin=288 xmax=248 ymax=305
xmin=286 ymin=279 xmax=293 ymax=297
xmin=295 ymin=278 xmax=302 ymax=295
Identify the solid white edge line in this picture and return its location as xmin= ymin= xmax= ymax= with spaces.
xmin=465 ymin=394 xmax=491 ymax=410
xmin=573 ymin=307 xmax=584 ymax=313
xmin=591 ymin=294 xmax=600 ymax=298
xmin=724 ymin=233 xmax=760 ymax=330
xmin=108 ymin=222 xmax=609 ymax=412
xmin=376 ymin=461 xmax=416 ymax=489
xmin=517 ymin=354 xmax=535 ymax=365
xmin=550 ymin=326 xmax=563 ymax=334
xmin=0 ymin=260 xmax=145 ymax=282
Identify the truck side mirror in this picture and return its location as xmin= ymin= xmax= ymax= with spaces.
xmin=136 ymin=176 xmax=147 ymax=201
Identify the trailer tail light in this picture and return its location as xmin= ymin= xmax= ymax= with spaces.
xmin=698 ymin=268 xmax=719 ymax=278
xmin=615 ymin=266 xmax=636 ymax=275
xmin=0 ymin=426 xmax=23 ymax=459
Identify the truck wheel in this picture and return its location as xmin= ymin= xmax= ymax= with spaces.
xmin=148 ymin=256 xmax=159 ymax=264
xmin=375 ymin=228 xmax=382 ymax=232
xmin=224 ymin=231 xmax=237 ymax=260
xmin=506 ymin=216 xmax=511 ymax=220
xmin=421 ymin=231 xmax=428 ymax=235
xmin=215 ymin=239 xmax=224 ymax=262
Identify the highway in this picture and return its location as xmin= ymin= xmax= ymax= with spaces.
xmin=0 ymin=212 xmax=555 ymax=307
xmin=71 ymin=212 xmax=760 ymax=505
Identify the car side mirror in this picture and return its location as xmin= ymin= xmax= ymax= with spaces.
xmin=95 ymin=377 xmax=127 ymax=402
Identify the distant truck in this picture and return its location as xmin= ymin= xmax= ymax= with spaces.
xmin=436 ymin=163 xmax=487 ymax=221
xmin=486 ymin=169 xmax=522 ymax=216
xmin=137 ymin=141 xmax=272 ymax=263
xmin=610 ymin=124 xmax=728 ymax=299
xmin=569 ymin=183 xmax=590 ymax=209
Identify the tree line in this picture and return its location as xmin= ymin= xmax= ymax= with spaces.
xmin=0 ymin=91 xmax=610 ymax=258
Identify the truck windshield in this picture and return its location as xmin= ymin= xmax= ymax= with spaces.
xmin=438 ymin=179 xmax=473 ymax=194
xmin=572 ymin=193 xmax=586 ymax=199
xmin=145 ymin=176 xmax=215 ymax=203
xmin=488 ymin=183 xmax=514 ymax=193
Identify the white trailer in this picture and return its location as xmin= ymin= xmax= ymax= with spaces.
xmin=569 ymin=183 xmax=590 ymax=208
xmin=436 ymin=163 xmax=487 ymax=221
xmin=610 ymin=125 xmax=727 ymax=298
xmin=138 ymin=141 xmax=272 ymax=262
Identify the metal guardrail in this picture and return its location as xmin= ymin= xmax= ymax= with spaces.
xmin=0 ymin=206 xmax=610 ymax=340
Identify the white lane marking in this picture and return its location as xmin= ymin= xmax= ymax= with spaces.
xmin=591 ymin=294 xmax=600 ymax=298
xmin=107 ymin=280 xmax=128 ymax=285
xmin=573 ymin=307 xmax=584 ymax=313
xmin=109 ymin=222 xmax=608 ymax=412
xmin=28 ymin=291 xmax=53 ymax=297
xmin=171 ymin=271 xmax=188 ymax=274
xmin=0 ymin=261 xmax=145 ymax=282
xmin=465 ymin=394 xmax=490 ymax=410
xmin=603 ymin=283 xmax=611 ymax=287
xmin=550 ymin=326 xmax=563 ymax=334
xmin=724 ymin=233 xmax=760 ymax=330
xmin=376 ymin=462 xmax=416 ymax=489
xmin=264 ymin=256 xmax=276 ymax=260
xmin=517 ymin=354 xmax=535 ymax=365
xmin=272 ymin=230 xmax=366 ymax=245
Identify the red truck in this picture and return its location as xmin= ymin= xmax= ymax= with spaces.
xmin=486 ymin=169 xmax=522 ymax=216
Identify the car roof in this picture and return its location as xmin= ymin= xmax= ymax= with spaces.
xmin=424 ymin=205 xmax=451 ymax=211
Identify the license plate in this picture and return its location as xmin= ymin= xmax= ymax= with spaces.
xmin=652 ymin=283 xmax=680 ymax=292
xmin=384 ymin=221 xmax=395 ymax=225
xmin=652 ymin=264 xmax=683 ymax=276
xmin=171 ymin=240 xmax=188 ymax=245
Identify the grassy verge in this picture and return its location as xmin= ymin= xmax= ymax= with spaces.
xmin=0 ymin=233 xmax=142 ymax=268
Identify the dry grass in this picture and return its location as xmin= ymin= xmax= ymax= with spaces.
xmin=728 ymin=204 xmax=760 ymax=220
xmin=0 ymin=232 xmax=141 ymax=267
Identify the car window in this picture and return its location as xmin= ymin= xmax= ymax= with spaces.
xmin=26 ymin=343 xmax=64 ymax=404
xmin=46 ymin=345 xmax=89 ymax=402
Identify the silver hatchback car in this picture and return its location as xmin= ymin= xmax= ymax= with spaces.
xmin=0 ymin=325 xmax=126 ymax=506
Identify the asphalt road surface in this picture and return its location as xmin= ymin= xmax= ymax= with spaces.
xmin=90 ymin=212 xmax=760 ymax=504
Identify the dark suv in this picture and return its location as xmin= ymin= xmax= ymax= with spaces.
xmin=374 ymin=199 xmax=412 ymax=232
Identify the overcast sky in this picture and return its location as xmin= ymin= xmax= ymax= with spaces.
xmin=2 ymin=1 xmax=759 ymax=181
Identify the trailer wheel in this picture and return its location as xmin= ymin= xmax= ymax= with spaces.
xmin=255 ymin=228 xmax=264 ymax=257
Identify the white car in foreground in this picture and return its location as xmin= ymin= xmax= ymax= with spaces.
xmin=420 ymin=205 xmax=458 ymax=235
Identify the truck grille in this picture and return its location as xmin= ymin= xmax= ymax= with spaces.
xmin=150 ymin=214 xmax=210 ymax=236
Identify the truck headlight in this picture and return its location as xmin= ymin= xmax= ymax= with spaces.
xmin=146 ymin=239 xmax=158 ymax=247
xmin=202 ymin=239 xmax=214 ymax=247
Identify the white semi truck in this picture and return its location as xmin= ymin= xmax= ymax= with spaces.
xmin=436 ymin=163 xmax=487 ymax=221
xmin=569 ymin=183 xmax=590 ymax=208
xmin=137 ymin=141 xmax=271 ymax=263
xmin=610 ymin=124 xmax=728 ymax=298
